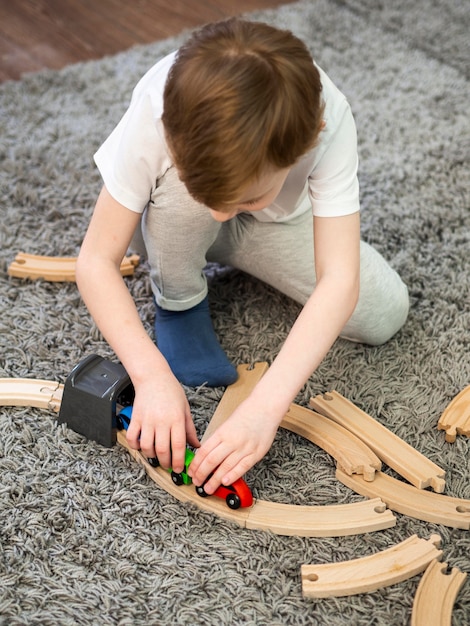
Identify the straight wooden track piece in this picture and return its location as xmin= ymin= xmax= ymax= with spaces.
xmin=201 ymin=362 xmax=269 ymax=442
xmin=336 ymin=469 xmax=470 ymax=529
xmin=281 ymin=404 xmax=381 ymax=481
xmin=301 ymin=534 xmax=442 ymax=598
xmin=118 ymin=430 xmax=396 ymax=536
xmin=411 ymin=559 xmax=467 ymax=626
xmin=0 ymin=378 xmax=64 ymax=412
xmin=310 ymin=391 xmax=446 ymax=493
xmin=438 ymin=385 xmax=470 ymax=443
xmin=8 ymin=252 xmax=140 ymax=281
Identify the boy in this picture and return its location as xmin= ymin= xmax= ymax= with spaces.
xmin=76 ymin=19 xmax=409 ymax=495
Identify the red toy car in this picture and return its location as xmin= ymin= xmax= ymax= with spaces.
xmin=195 ymin=477 xmax=253 ymax=509
xmin=118 ymin=406 xmax=253 ymax=510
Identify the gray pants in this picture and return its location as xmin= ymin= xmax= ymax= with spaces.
xmin=137 ymin=167 xmax=409 ymax=346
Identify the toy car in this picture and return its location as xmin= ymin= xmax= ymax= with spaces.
xmin=194 ymin=477 xmax=253 ymax=510
xmin=118 ymin=406 xmax=253 ymax=510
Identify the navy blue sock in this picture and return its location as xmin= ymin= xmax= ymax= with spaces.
xmin=154 ymin=296 xmax=238 ymax=387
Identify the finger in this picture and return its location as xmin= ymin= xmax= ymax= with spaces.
xmin=125 ymin=419 xmax=142 ymax=451
xmin=186 ymin=441 xmax=207 ymax=478
xmin=221 ymin=455 xmax=253 ymax=487
xmin=193 ymin=446 xmax=244 ymax=495
xmin=152 ymin=434 xmax=172 ymax=470
xmin=169 ymin=424 xmax=187 ymax=474
xmin=202 ymin=454 xmax=249 ymax=495
xmin=135 ymin=421 xmax=168 ymax=469
xmin=187 ymin=440 xmax=226 ymax=486
xmin=186 ymin=415 xmax=200 ymax=450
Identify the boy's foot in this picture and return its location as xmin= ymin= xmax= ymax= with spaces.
xmin=154 ymin=296 xmax=238 ymax=387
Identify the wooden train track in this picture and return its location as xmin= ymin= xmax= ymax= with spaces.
xmin=208 ymin=363 xmax=382 ymax=481
xmin=119 ymin=431 xmax=394 ymax=536
xmin=7 ymin=252 xmax=140 ymax=281
xmin=337 ymin=469 xmax=470 ymax=530
xmin=0 ymin=370 xmax=395 ymax=537
xmin=201 ymin=362 xmax=269 ymax=442
xmin=411 ymin=559 xmax=467 ymax=626
xmin=310 ymin=391 xmax=446 ymax=492
xmin=0 ymin=378 xmax=64 ymax=412
xmin=1 ymin=365 xmax=466 ymax=621
xmin=438 ymin=385 xmax=470 ymax=443
xmin=2 ymin=370 xmax=469 ymax=533
xmin=147 ymin=362 xmax=395 ymax=536
xmin=301 ymin=534 xmax=442 ymax=598
xmin=282 ymin=404 xmax=381 ymax=482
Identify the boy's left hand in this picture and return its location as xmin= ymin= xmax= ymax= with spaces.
xmin=187 ymin=398 xmax=279 ymax=493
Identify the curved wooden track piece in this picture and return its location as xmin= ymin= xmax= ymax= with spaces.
xmin=204 ymin=364 xmax=381 ymax=481
xmin=438 ymin=385 xmax=470 ymax=443
xmin=8 ymin=252 xmax=139 ymax=281
xmin=0 ymin=378 xmax=63 ymax=412
xmin=411 ymin=559 xmax=467 ymax=626
xmin=282 ymin=404 xmax=381 ymax=481
xmin=0 ymin=373 xmax=395 ymax=537
xmin=301 ymin=534 xmax=442 ymax=598
xmin=310 ymin=391 xmax=446 ymax=493
xmin=244 ymin=498 xmax=393 ymax=536
xmin=118 ymin=430 xmax=395 ymax=536
xmin=336 ymin=469 xmax=470 ymax=529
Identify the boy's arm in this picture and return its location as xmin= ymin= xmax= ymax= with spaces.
xmin=188 ymin=211 xmax=360 ymax=493
xmin=75 ymin=186 xmax=199 ymax=472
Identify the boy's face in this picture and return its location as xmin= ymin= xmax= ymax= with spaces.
xmin=209 ymin=167 xmax=291 ymax=222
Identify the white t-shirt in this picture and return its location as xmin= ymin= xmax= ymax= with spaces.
xmin=94 ymin=51 xmax=360 ymax=222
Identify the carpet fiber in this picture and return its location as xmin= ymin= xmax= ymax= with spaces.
xmin=1 ymin=1 xmax=469 ymax=624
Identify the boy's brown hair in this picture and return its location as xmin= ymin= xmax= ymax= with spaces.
xmin=162 ymin=18 xmax=325 ymax=210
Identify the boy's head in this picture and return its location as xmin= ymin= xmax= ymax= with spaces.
xmin=162 ymin=18 xmax=325 ymax=211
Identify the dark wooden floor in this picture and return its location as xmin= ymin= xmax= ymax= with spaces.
xmin=0 ymin=0 xmax=295 ymax=83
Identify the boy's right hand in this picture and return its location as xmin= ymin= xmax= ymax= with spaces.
xmin=125 ymin=372 xmax=200 ymax=473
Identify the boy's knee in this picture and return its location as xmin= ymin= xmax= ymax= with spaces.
xmin=365 ymin=281 xmax=409 ymax=345
xmin=341 ymin=273 xmax=410 ymax=346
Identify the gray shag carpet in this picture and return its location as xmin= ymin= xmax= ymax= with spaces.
xmin=1 ymin=1 xmax=469 ymax=624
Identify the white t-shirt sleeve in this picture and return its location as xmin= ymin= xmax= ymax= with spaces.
xmin=308 ymin=104 xmax=360 ymax=218
xmin=93 ymin=54 xmax=175 ymax=214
